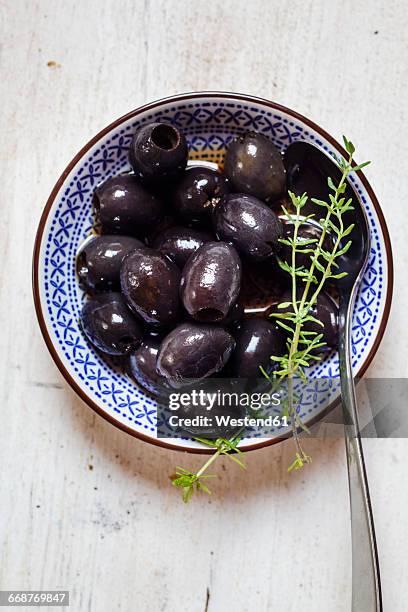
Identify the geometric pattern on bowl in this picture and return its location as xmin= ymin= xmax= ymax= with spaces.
xmin=34 ymin=93 xmax=392 ymax=452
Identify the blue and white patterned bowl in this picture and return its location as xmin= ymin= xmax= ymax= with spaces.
xmin=33 ymin=92 xmax=393 ymax=453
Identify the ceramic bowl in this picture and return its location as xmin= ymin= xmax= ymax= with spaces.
xmin=33 ymin=92 xmax=393 ymax=453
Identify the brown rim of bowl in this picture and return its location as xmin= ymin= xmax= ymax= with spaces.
xmin=32 ymin=91 xmax=394 ymax=455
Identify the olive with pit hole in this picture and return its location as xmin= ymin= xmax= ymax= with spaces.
xmin=180 ymin=242 xmax=242 ymax=322
xmin=129 ymin=122 xmax=188 ymax=183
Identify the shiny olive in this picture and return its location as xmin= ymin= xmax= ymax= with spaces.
xmin=157 ymin=323 xmax=235 ymax=388
xmin=120 ymin=247 xmax=180 ymax=327
xmin=180 ymin=242 xmax=242 ymax=322
xmin=94 ymin=174 xmax=163 ymax=236
xmin=271 ymin=290 xmax=338 ymax=351
xmin=280 ymin=220 xmax=334 ymax=272
xmin=228 ymin=319 xmax=285 ymax=378
xmin=214 ymin=193 xmax=283 ymax=261
xmin=80 ymin=293 xmax=143 ymax=356
xmin=172 ymin=167 xmax=229 ymax=223
xmin=152 ymin=226 xmax=212 ymax=269
xmin=76 ymin=235 xmax=143 ymax=293
xmin=129 ymin=339 xmax=170 ymax=397
xmin=129 ymin=122 xmax=188 ymax=183
xmin=224 ymin=131 xmax=286 ymax=201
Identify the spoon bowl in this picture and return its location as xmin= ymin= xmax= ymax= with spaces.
xmin=284 ymin=140 xmax=369 ymax=284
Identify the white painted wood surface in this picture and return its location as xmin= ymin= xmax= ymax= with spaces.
xmin=0 ymin=1 xmax=407 ymax=610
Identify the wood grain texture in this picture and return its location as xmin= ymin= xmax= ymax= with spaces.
xmin=0 ymin=0 xmax=406 ymax=610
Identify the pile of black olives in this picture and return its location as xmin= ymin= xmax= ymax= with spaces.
xmin=77 ymin=122 xmax=339 ymax=397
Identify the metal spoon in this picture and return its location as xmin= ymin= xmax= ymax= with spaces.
xmin=285 ymin=141 xmax=382 ymax=611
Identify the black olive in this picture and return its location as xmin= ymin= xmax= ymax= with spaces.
xmin=94 ymin=174 xmax=163 ymax=236
xmin=76 ymin=235 xmax=144 ymax=293
xmin=180 ymin=242 xmax=242 ymax=322
xmin=129 ymin=122 xmax=188 ymax=183
xmin=279 ymin=220 xmax=334 ymax=272
xmin=120 ymin=247 xmax=180 ymax=328
xmin=172 ymin=166 xmax=229 ymax=224
xmin=129 ymin=339 xmax=170 ymax=397
xmin=270 ymin=290 xmax=338 ymax=352
xmin=213 ymin=193 xmax=283 ymax=261
xmin=228 ymin=319 xmax=285 ymax=378
xmin=224 ymin=131 xmax=286 ymax=201
xmin=156 ymin=323 xmax=235 ymax=388
xmin=80 ymin=293 xmax=143 ymax=356
xmin=152 ymin=226 xmax=212 ymax=269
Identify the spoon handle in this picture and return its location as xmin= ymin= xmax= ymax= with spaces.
xmin=339 ymin=298 xmax=382 ymax=611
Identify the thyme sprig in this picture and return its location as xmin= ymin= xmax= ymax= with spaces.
xmin=171 ymin=136 xmax=370 ymax=500
xmin=172 ymin=434 xmax=245 ymax=503
xmin=272 ymin=136 xmax=370 ymax=469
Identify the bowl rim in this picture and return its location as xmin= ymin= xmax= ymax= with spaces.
xmin=32 ymin=91 xmax=394 ymax=454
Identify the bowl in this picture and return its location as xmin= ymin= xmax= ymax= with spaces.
xmin=33 ymin=92 xmax=393 ymax=453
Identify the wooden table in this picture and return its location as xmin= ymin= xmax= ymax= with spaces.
xmin=1 ymin=1 xmax=406 ymax=610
